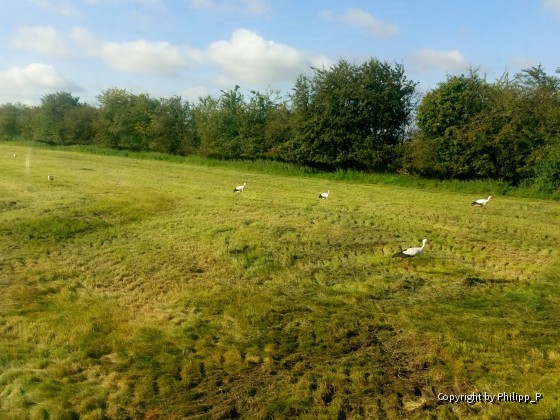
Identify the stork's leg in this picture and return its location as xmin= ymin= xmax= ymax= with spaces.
xmin=402 ymin=259 xmax=409 ymax=271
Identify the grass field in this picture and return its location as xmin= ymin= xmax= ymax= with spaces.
xmin=1 ymin=143 xmax=559 ymax=419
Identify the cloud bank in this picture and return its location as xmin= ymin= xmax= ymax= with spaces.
xmin=206 ymin=29 xmax=330 ymax=85
xmin=320 ymin=8 xmax=398 ymax=38
xmin=544 ymin=0 xmax=560 ymax=17
xmin=408 ymin=49 xmax=471 ymax=72
xmin=11 ymin=26 xmax=73 ymax=58
xmin=72 ymin=27 xmax=197 ymax=75
xmin=0 ymin=63 xmax=80 ymax=104
xmin=189 ymin=0 xmax=271 ymax=16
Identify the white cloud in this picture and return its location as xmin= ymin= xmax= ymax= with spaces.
xmin=205 ymin=29 xmax=330 ymax=85
xmin=30 ymin=0 xmax=83 ymax=17
xmin=242 ymin=0 xmax=271 ymax=15
xmin=83 ymin=0 xmax=166 ymax=10
xmin=320 ymin=8 xmax=398 ymax=38
xmin=408 ymin=49 xmax=471 ymax=72
xmin=10 ymin=26 xmax=73 ymax=58
xmin=544 ymin=0 xmax=560 ymax=16
xmin=68 ymin=26 xmax=328 ymax=86
xmin=189 ymin=0 xmax=271 ymax=16
xmin=509 ymin=56 xmax=536 ymax=70
xmin=0 ymin=63 xmax=80 ymax=104
xmin=72 ymin=27 xmax=201 ymax=75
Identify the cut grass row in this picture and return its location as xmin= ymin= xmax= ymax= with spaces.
xmin=11 ymin=140 xmax=560 ymax=200
xmin=1 ymin=143 xmax=559 ymax=418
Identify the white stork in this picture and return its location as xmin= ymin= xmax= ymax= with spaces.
xmin=471 ymin=195 xmax=492 ymax=207
xmin=48 ymin=173 xmax=54 ymax=183
xmin=392 ymin=239 xmax=428 ymax=271
xmin=233 ymin=182 xmax=246 ymax=193
xmin=319 ymin=190 xmax=330 ymax=199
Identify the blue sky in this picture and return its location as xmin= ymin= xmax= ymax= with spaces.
xmin=1 ymin=0 xmax=559 ymax=105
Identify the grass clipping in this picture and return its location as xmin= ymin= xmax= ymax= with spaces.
xmin=1 ymin=144 xmax=559 ymax=418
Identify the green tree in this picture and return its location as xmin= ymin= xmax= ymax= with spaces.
xmin=514 ymin=66 xmax=560 ymax=189
xmin=62 ymin=104 xmax=98 ymax=145
xmin=95 ymin=88 xmax=130 ymax=148
xmin=95 ymin=89 xmax=158 ymax=151
xmin=274 ymin=75 xmax=313 ymax=164
xmin=477 ymin=67 xmax=560 ymax=184
xmin=215 ymin=85 xmax=245 ymax=159
xmin=239 ymin=89 xmax=283 ymax=159
xmin=193 ymin=95 xmax=220 ymax=158
xmin=413 ymin=71 xmax=496 ymax=179
xmin=0 ymin=103 xmax=30 ymax=140
xmin=265 ymin=102 xmax=293 ymax=161
xmin=193 ymin=86 xmax=246 ymax=159
xmin=148 ymin=97 xmax=198 ymax=155
xmin=350 ymin=59 xmax=417 ymax=169
xmin=36 ymin=92 xmax=80 ymax=144
xmin=288 ymin=58 xmax=417 ymax=170
xmin=411 ymin=66 xmax=560 ymax=185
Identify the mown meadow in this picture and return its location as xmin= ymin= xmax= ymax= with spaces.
xmin=1 ymin=143 xmax=559 ymax=419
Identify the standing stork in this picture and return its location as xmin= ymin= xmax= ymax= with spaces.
xmin=392 ymin=239 xmax=428 ymax=271
xmin=319 ymin=190 xmax=330 ymax=199
xmin=48 ymin=173 xmax=54 ymax=183
xmin=233 ymin=182 xmax=246 ymax=193
xmin=471 ymin=195 xmax=492 ymax=207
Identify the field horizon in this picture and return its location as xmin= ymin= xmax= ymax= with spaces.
xmin=1 ymin=143 xmax=559 ymax=418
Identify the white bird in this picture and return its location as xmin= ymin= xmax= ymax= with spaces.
xmin=471 ymin=195 xmax=492 ymax=207
xmin=233 ymin=182 xmax=246 ymax=193
xmin=392 ymin=239 xmax=428 ymax=271
xmin=13 ymin=153 xmax=17 ymax=159
xmin=319 ymin=190 xmax=330 ymax=199
xmin=48 ymin=173 xmax=54 ymax=183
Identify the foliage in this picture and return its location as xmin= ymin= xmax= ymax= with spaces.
xmin=192 ymin=94 xmax=220 ymax=157
xmin=36 ymin=92 xmax=81 ymax=145
xmin=413 ymin=70 xmax=497 ymax=179
xmin=211 ymin=85 xmax=245 ymax=159
xmin=409 ymin=67 xmax=560 ymax=187
xmin=95 ymin=88 xmax=157 ymax=150
xmin=239 ymin=89 xmax=284 ymax=159
xmin=146 ymin=96 xmax=198 ymax=155
xmin=193 ymin=87 xmax=289 ymax=160
xmin=95 ymin=89 xmax=197 ymax=154
xmin=287 ymin=59 xmax=417 ymax=170
xmin=529 ymin=142 xmax=560 ymax=194
xmin=0 ymin=103 xmax=29 ymax=141
xmin=62 ymin=104 xmax=98 ymax=145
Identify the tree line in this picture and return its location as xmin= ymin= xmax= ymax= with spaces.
xmin=1 ymin=58 xmax=559 ymax=193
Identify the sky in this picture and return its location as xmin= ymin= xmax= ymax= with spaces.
xmin=1 ymin=0 xmax=559 ymax=106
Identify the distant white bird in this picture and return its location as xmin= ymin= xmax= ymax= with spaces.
xmin=48 ymin=173 xmax=54 ymax=183
xmin=233 ymin=182 xmax=246 ymax=193
xmin=471 ymin=195 xmax=492 ymax=207
xmin=319 ymin=190 xmax=330 ymax=199
xmin=392 ymin=239 xmax=428 ymax=271
xmin=12 ymin=153 xmax=17 ymax=159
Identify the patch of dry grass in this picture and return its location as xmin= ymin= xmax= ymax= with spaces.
xmin=1 ymin=143 xmax=559 ymax=418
